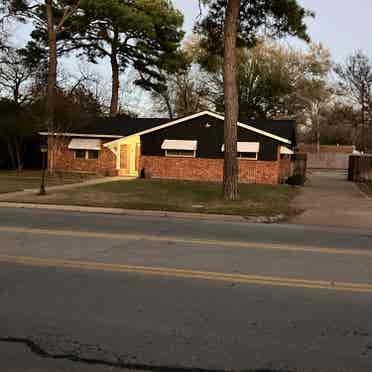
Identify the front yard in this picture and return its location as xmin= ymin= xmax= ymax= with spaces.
xmin=6 ymin=178 xmax=299 ymax=217
xmin=0 ymin=170 xmax=99 ymax=194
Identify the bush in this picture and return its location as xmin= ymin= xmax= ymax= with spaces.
xmin=286 ymin=174 xmax=306 ymax=186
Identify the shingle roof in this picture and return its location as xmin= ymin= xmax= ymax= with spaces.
xmin=55 ymin=112 xmax=296 ymax=144
xmin=73 ymin=115 xmax=169 ymax=137
xmin=247 ymin=119 xmax=297 ymax=145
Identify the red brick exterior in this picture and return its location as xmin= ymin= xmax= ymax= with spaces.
xmin=48 ymin=137 xmax=117 ymax=175
xmin=49 ymin=137 xmax=282 ymax=184
xmin=141 ymin=156 xmax=280 ymax=184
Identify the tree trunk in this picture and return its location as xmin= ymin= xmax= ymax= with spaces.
xmin=14 ymin=81 xmax=21 ymax=105
xmin=223 ymin=0 xmax=240 ymax=201
xmin=164 ymin=93 xmax=174 ymax=120
xmin=110 ymin=32 xmax=120 ymax=116
xmin=14 ymin=139 xmax=23 ymax=171
xmin=316 ymin=128 xmax=320 ymax=153
xmin=46 ymin=0 xmax=57 ymax=171
xmin=6 ymin=141 xmax=16 ymax=170
xmin=314 ymin=112 xmax=320 ymax=153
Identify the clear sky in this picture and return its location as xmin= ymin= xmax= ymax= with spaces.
xmin=12 ymin=1 xmax=372 ymax=64
xmin=173 ymin=0 xmax=372 ymax=62
xmin=9 ymin=0 xmax=372 ymax=114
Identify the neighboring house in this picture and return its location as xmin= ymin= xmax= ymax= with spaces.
xmin=40 ymin=111 xmax=296 ymax=184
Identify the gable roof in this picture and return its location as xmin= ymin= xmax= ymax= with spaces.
xmin=83 ymin=116 xmax=170 ymax=137
xmin=247 ymin=118 xmax=296 ymax=146
xmin=104 ymin=111 xmax=292 ymax=147
xmin=40 ymin=111 xmax=294 ymax=146
xmin=39 ymin=115 xmax=169 ymax=138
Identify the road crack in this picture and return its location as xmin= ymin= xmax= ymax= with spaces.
xmin=0 ymin=336 xmax=293 ymax=372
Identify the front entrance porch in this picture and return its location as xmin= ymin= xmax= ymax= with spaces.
xmin=105 ymin=135 xmax=141 ymax=177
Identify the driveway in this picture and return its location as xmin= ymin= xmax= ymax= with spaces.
xmin=290 ymin=170 xmax=372 ymax=229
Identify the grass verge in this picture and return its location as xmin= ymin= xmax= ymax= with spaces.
xmin=7 ymin=179 xmax=299 ymax=217
xmin=0 ymin=171 xmax=100 ymax=194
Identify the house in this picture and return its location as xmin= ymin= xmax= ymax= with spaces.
xmin=40 ymin=111 xmax=296 ymax=184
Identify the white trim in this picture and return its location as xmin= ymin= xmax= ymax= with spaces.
xmin=280 ymin=146 xmax=294 ymax=155
xmin=162 ymin=139 xmax=198 ymax=151
xmin=238 ymin=152 xmax=258 ymax=160
xmin=221 ymin=142 xmax=260 ymax=153
xmin=39 ymin=132 xmax=122 ymax=139
xmin=165 ymin=149 xmax=196 ymax=158
xmin=68 ymin=138 xmax=102 ymax=151
xmin=103 ymin=111 xmax=291 ymax=147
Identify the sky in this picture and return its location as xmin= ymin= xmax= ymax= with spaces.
xmin=11 ymin=0 xmax=372 ymax=63
xmin=173 ymin=0 xmax=372 ymax=62
xmin=8 ymin=0 xmax=372 ymax=114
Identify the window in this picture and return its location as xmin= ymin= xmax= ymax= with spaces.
xmin=75 ymin=149 xmax=86 ymax=159
xmin=87 ymin=150 xmax=99 ymax=160
xmin=74 ymin=150 xmax=99 ymax=160
xmin=239 ymin=152 xmax=258 ymax=160
xmin=221 ymin=142 xmax=259 ymax=160
xmin=69 ymin=139 xmax=101 ymax=160
xmin=165 ymin=149 xmax=196 ymax=158
xmin=162 ymin=140 xmax=198 ymax=158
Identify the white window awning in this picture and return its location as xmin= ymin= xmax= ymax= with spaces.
xmin=68 ymin=138 xmax=102 ymax=151
xmin=221 ymin=142 xmax=260 ymax=153
xmin=280 ymin=146 xmax=294 ymax=155
xmin=161 ymin=140 xmax=198 ymax=151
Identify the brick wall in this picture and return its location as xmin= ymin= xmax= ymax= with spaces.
xmin=140 ymin=156 xmax=280 ymax=184
xmin=49 ymin=137 xmax=117 ymax=175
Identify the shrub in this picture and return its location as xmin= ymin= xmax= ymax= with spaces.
xmin=286 ymin=174 xmax=306 ymax=186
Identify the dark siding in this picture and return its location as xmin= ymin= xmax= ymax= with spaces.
xmin=141 ymin=114 xmax=280 ymax=161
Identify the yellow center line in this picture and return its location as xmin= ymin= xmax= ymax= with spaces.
xmin=0 ymin=226 xmax=371 ymax=257
xmin=0 ymin=254 xmax=372 ymax=293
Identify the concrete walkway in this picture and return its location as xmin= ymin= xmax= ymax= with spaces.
xmin=290 ymin=170 xmax=372 ymax=229
xmin=0 ymin=176 xmax=134 ymax=201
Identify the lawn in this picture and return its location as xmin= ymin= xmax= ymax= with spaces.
xmin=8 ymin=178 xmax=299 ymax=217
xmin=0 ymin=170 xmax=99 ymax=194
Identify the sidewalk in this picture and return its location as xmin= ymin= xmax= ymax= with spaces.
xmin=0 ymin=176 xmax=134 ymax=201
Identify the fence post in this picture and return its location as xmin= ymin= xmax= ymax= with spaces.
xmin=293 ymin=153 xmax=307 ymax=185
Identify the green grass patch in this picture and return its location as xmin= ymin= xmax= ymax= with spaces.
xmin=0 ymin=170 xmax=98 ymax=194
xmin=10 ymin=178 xmax=299 ymax=217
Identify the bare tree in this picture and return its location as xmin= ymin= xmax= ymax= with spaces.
xmin=0 ymin=47 xmax=34 ymax=104
xmin=4 ymin=0 xmax=82 ymax=170
xmin=152 ymin=67 xmax=212 ymax=119
xmin=335 ymin=51 xmax=372 ymax=151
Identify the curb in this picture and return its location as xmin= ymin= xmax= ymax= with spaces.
xmin=0 ymin=202 xmax=247 ymax=222
xmin=0 ymin=201 xmax=286 ymax=224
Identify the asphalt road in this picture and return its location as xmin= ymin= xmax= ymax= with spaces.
xmin=1 ymin=207 xmax=372 ymax=372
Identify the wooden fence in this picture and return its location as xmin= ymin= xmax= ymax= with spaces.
xmin=348 ymin=155 xmax=372 ymax=182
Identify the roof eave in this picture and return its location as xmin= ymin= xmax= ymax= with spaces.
xmin=103 ymin=111 xmax=292 ymax=147
xmin=39 ymin=132 xmax=123 ymax=139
